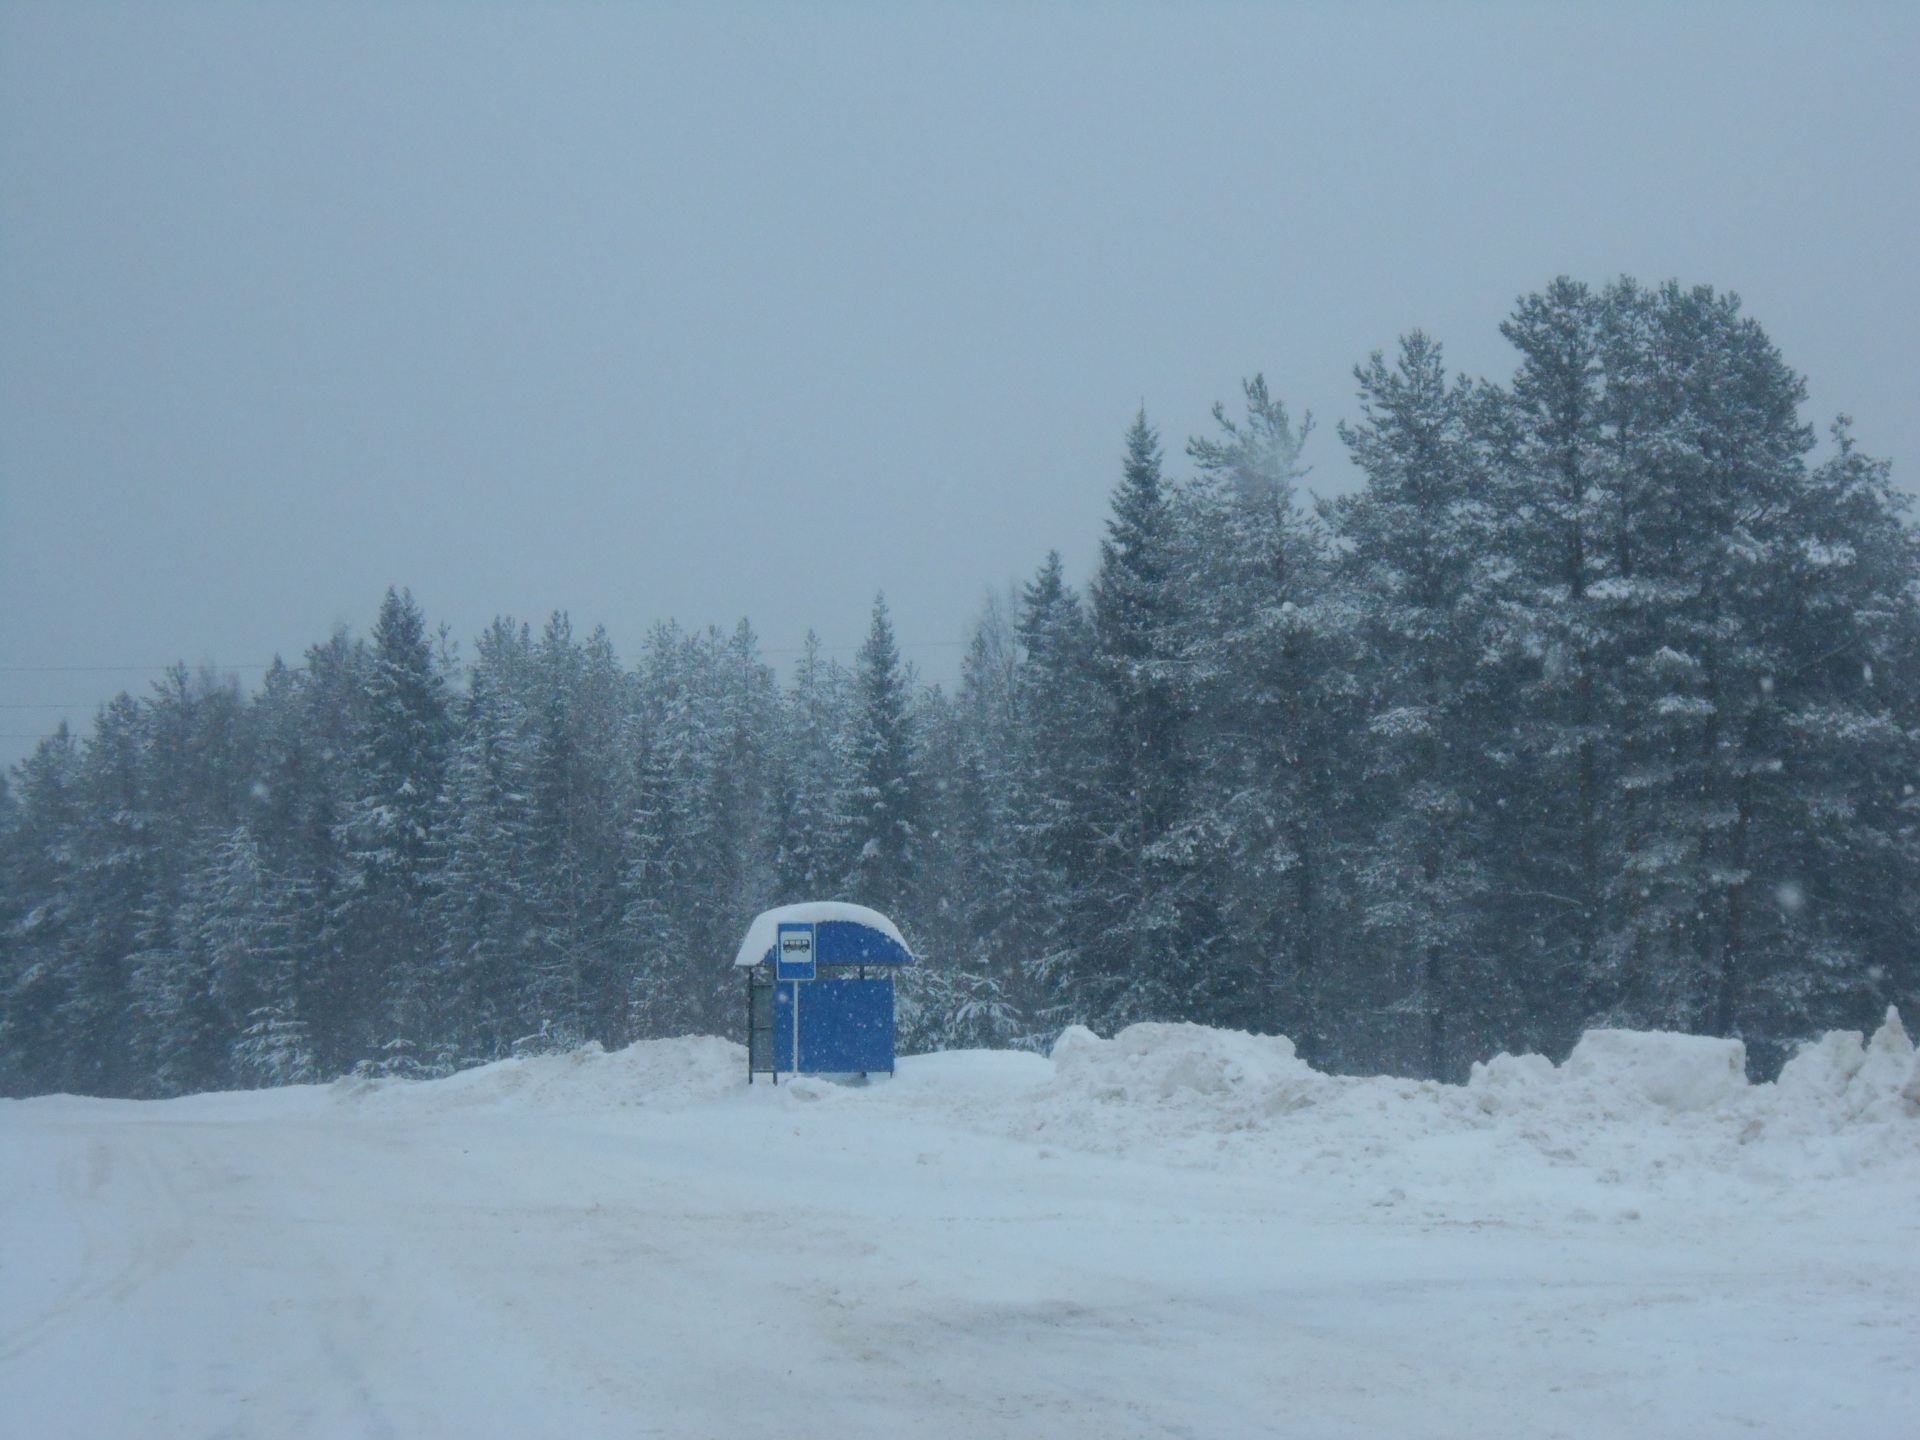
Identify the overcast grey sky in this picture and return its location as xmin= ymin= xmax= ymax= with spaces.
xmin=3 ymin=2 xmax=1916 ymax=766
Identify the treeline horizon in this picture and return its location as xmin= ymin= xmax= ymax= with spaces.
xmin=4 ymin=275 xmax=1917 ymax=1099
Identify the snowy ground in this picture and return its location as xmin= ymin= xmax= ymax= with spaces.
xmin=4 ymin=1018 xmax=1918 ymax=1439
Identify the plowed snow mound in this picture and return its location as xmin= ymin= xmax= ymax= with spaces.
xmin=1558 ymin=1029 xmax=1750 ymax=1111
xmin=313 ymin=1012 xmax=1917 ymax=1212
xmin=1465 ymin=1009 xmax=1919 ymax=1139
xmin=1773 ymin=1011 xmax=1920 ymax=1125
xmin=1053 ymin=1020 xmax=1319 ymax=1101
xmin=333 ymin=1035 xmax=745 ymax=1115
xmin=852 ymin=1012 xmax=1920 ymax=1216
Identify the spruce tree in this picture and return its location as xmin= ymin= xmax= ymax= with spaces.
xmin=932 ymin=590 xmax=1036 ymax=1046
xmin=335 ymin=587 xmax=452 ymax=1071
xmin=1087 ymin=412 xmax=1191 ymax=1026
xmin=847 ymin=595 xmax=919 ymax=914
xmin=63 ymin=695 xmax=159 ymax=1095
xmin=1010 ymin=552 xmax=1101 ymax=1030
xmin=620 ymin=626 xmax=691 ymax=1038
xmin=623 ymin=622 xmax=776 ymax=1038
xmin=1767 ymin=421 xmax=1920 ymax=1051
xmin=1587 ymin=282 xmax=1917 ymax=1055
xmin=1487 ymin=278 xmax=1614 ymax=1051
xmin=553 ymin=623 xmax=634 ymax=1045
xmin=250 ymin=631 xmax=366 ymax=1076
xmin=125 ymin=667 xmax=252 ymax=1094
xmin=702 ymin=619 xmax=778 ymax=1026
xmin=1179 ymin=378 xmax=1344 ymax=1045
xmin=431 ymin=618 xmax=542 ymax=1062
xmin=773 ymin=632 xmax=857 ymax=902
xmin=147 ymin=824 xmax=315 ymax=1092
xmin=1336 ymin=334 xmax=1496 ymax=1078
xmin=216 ymin=825 xmax=317 ymax=1087
xmin=0 ymin=727 xmax=82 ymax=1096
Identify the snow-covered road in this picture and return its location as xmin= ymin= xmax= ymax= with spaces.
xmin=4 ymin=1023 xmax=1917 ymax=1438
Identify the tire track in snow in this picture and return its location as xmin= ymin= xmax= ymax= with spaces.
xmin=1 ymin=1122 xmax=194 ymax=1368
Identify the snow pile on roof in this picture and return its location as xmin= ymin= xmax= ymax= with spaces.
xmin=731 ymin=901 xmax=911 ymax=967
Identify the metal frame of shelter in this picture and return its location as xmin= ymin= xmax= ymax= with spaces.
xmin=738 ymin=907 xmax=914 ymax=1083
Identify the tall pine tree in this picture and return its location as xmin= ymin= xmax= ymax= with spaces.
xmin=335 ymin=588 xmax=452 ymax=1072
xmin=1336 ymin=334 xmax=1497 ymax=1078
xmin=847 ymin=595 xmax=919 ymax=915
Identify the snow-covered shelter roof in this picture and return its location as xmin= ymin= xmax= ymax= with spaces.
xmin=732 ymin=902 xmax=914 ymax=969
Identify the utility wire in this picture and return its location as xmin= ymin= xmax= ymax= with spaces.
xmin=2 ymin=639 xmax=971 ymax=674
xmin=0 ymin=663 xmax=279 ymax=673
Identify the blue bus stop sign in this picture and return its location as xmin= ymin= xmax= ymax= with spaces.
xmin=775 ymin=922 xmax=816 ymax=981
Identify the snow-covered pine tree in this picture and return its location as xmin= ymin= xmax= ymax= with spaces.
xmin=1335 ymin=334 xmax=1498 ymax=1079
xmin=0 ymin=726 xmax=82 ymax=1096
xmin=772 ymin=632 xmax=858 ymax=903
xmin=1587 ymin=281 xmax=1920 ymax=1058
xmin=187 ymin=824 xmax=313 ymax=1088
xmin=1176 ymin=377 xmax=1350 ymax=1049
xmin=915 ymin=590 xmax=1029 ymax=1049
xmin=1008 ymin=551 xmax=1102 ymax=1031
xmin=847 ymin=595 xmax=919 ymax=917
xmin=702 ymin=619 xmax=779 ymax=1026
xmin=0 ymin=771 xmax=19 ymax=1087
xmin=125 ymin=666 xmax=253 ymax=1095
xmin=334 ymin=588 xmax=453 ymax=1073
xmin=430 ymin=617 xmax=542 ymax=1063
xmin=893 ymin=669 xmax=1019 ymax=1052
xmin=538 ymin=621 xmax=634 ymax=1046
xmin=623 ymin=622 xmax=777 ymax=1039
xmin=1086 ymin=412 xmax=1193 ymax=1028
xmin=508 ymin=611 xmax=623 ymax=1049
xmin=218 ymin=824 xmax=318 ymax=1088
xmin=432 ymin=613 xmax=633 ymax=1060
xmin=619 ymin=628 xmax=687 ymax=1040
xmin=1484 ymin=278 xmax=1617 ymax=1053
xmin=245 ymin=630 xmax=367 ymax=1077
xmin=57 ymin=695 xmax=164 ymax=1095
xmin=1744 ymin=420 xmax=1920 ymax=1057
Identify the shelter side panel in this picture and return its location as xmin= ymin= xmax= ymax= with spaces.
xmin=773 ymin=978 xmax=896 ymax=1074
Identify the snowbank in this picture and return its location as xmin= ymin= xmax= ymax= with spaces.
xmin=332 ymin=1035 xmax=745 ymax=1116
xmin=304 ymin=1011 xmax=1918 ymax=1217
xmin=1023 ymin=1011 xmax=1919 ymax=1142
xmin=1558 ymin=1029 xmax=1749 ymax=1111
xmin=892 ymin=1012 xmax=1920 ymax=1214
xmin=1773 ymin=1007 xmax=1920 ymax=1124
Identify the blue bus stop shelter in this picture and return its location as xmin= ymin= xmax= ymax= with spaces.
xmin=734 ymin=903 xmax=913 ymax=1081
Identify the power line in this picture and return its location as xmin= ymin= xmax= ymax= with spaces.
xmin=758 ymin=640 xmax=969 ymax=655
xmin=0 ymin=632 xmax=971 ymax=746
xmin=2 ymin=639 xmax=973 ymax=673
xmin=0 ymin=663 xmax=279 ymax=673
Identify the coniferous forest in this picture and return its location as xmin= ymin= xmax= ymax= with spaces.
xmin=4 ymin=277 xmax=1917 ymax=1097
